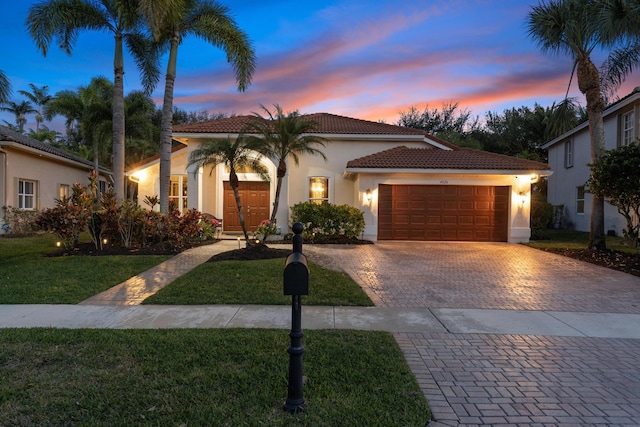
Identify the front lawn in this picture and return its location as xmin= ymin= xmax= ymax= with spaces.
xmin=0 ymin=328 xmax=430 ymax=426
xmin=143 ymin=258 xmax=374 ymax=306
xmin=0 ymin=234 xmax=170 ymax=304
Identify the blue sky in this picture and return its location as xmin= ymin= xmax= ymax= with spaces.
xmin=2 ymin=0 xmax=638 ymax=132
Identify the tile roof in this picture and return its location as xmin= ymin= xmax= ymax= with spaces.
xmin=172 ymin=113 xmax=458 ymax=149
xmin=0 ymin=125 xmax=109 ymax=172
xmin=346 ymin=146 xmax=551 ymax=171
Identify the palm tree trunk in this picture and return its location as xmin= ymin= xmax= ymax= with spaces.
xmin=112 ymin=33 xmax=126 ymax=202
xmin=578 ymin=57 xmax=607 ymax=250
xmin=230 ymin=170 xmax=250 ymax=244
xmin=159 ymin=34 xmax=179 ymax=214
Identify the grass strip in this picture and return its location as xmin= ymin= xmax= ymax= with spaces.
xmin=0 ymin=234 xmax=170 ymax=304
xmin=0 ymin=328 xmax=429 ymax=426
xmin=143 ymin=258 xmax=374 ymax=306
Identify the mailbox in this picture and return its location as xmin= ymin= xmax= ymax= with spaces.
xmin=283 ymin=252 xmax=309 ymax=295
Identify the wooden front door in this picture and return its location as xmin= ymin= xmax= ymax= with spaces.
xmin=223 ymin=181 xmax=270 ymax=232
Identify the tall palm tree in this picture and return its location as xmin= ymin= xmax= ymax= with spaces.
xmin=18 ymin=83 xmax=51 ymax=131
xmin=138 ymin=0 xmax=256 ymax=214
xmin=27 ymin=0 xmax=161 ymax=202
xmin=27 ymin=125 xmax=60 ymax=144
xmin=244 ymin=105 xmax=327 ymax=236
xmin=187 ymin=137 xmax=268 ymax=243
xmin=0 ymin=100 xmax=37 ymax=133
xmin=0 ymin=70 xmax=11 ymax=104
xmin=527 ymin=0 xmax=640 ymax=250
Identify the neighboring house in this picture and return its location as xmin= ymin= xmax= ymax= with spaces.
xmin=128 ymin=113 xmax=551 ymax=243
xmin=0 ymin=125 xmax=112 ymax=233
xmin=543 ymin=87 xmax=640 ymax=235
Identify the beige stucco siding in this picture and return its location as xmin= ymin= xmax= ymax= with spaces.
xmin=2 ymin=147 xmax=94 ymax=211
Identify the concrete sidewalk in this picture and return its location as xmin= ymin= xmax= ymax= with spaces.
xmin=2 ymin=304 xmax=640 ymax=338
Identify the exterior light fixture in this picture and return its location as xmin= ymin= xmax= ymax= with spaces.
xmin=237 ymin=236 xmax=241 ymax=249
xmin=56 ymin=241 xmax=61 ymax=248
xmin=365 ymin=188 xmax=372 ymax=203
xmin=103 ymin=238 xmax=108 ymax=245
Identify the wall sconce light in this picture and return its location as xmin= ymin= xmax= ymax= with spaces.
xmin=365 ymin=189 xmax=372 ymax=203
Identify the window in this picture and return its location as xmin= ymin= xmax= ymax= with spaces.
xmin=621 ymin=110 xmax=635 ymax=146
xmin=576 ymin=186 xmax=585 ymax=215
xmin=564 ymin=140 xmax=574 ymax=168
xmin=309 ymin=177 xmax=329 ymax=204
xmin=18 ymin=179 xmax=36 ymax=210
xmin=59 ymin=184 xmax=70 ymax=199
xmin=169 ymin=175 xmax=188 ymax=213
xmin=99 ymin=180 xmax=108 ymax=195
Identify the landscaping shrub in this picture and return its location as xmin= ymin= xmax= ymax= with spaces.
xmin=290 ymin=202 xmax=365 ymax=242
xmin=34 ymin=187 xmax=90 ymax=250
xmin=530 ymin=198 xmax=554 ymax=240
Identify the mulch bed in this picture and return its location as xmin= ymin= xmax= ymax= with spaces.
xmin=208 ymin=243 xmax=292 ymax=262
xmin=539 ymin=248 xmax=640 ymax=278
xmin=46 ymin=239 xmax=218 ymax=257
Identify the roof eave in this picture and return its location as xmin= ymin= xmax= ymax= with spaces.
xmin=344 ymin=167 xmax=553 ymax=176
xmin=0 ymin=141 xmax=112 ymax=175
xmin=543 ymin=88 xmax=640 ymax=149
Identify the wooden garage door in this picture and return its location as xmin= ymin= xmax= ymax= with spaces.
xmin=223 ymin=181 xmax=270 ymax=232
xmin=378 ymin=185 xmax=509 ymax=241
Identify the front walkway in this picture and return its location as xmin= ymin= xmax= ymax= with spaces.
xmin=79 ymin=240 xmax=238 ymax=305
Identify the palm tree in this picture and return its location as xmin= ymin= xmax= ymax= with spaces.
xmin=244 ymin=105 xmax=327 ymax=238
xmin=527 ymin=0 xmax=640 ymax=250
xmin=27 ymin=125 xmax=60 ymax=144
xmin=0 ymin=100 xmax=37 ymax=133
xmin=44 ymin=89 xmax=84 ymax=148
xmin=27 ymin=0 xmax=161 ymax=202
xmin=138 ymin=0 xmax=256 ymax=214
xmin=187 ymin=137 xmax=268 ymax=243
xmin=0 ymin=70 xmax=11 ymax=104
xmin=18 ymin=83 xmax=51 ymax=131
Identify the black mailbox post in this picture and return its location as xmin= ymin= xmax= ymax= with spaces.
xmin=283 ymin=222 xmax=309 ymax=413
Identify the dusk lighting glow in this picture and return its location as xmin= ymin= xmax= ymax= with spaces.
xmin=2 ymin=0 xmax=638 ymax=131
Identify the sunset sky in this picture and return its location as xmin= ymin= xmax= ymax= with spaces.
xmin=2 ymin=0 xmax=638 ymax=132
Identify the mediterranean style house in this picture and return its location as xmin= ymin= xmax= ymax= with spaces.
xmin=0 ymin=125 xmax=111 ymax=233
xmin=128 ymin=113 xmax=551 ymax=243
xmin=543 ymin=87 xmax=640 ymax=235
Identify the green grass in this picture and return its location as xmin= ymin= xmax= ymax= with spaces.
xmin=527 ymin=229 xmax=638 ymax=253
xmin=0 ymin=328 xmax=430 ymax=426
xmin=143 ymin=258 xmax=374 ymax=306
xmin=0 ymin=234 xmax=170 ymax=304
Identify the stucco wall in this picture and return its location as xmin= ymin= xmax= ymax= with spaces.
xmin=1 ymin=146 xmax=97 ymax=232
xmin=546 ymin=106 xmax=635 ymax=235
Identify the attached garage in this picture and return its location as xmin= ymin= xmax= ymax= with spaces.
xmin=378 ymin=184 xmax=509 ymax=241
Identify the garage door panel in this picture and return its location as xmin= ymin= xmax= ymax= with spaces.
xmin=378 ymin=184 xmax=509 ymax=242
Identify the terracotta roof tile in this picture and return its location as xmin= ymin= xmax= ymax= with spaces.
xmin=346 ymin=146 xmax=551 ymax=171
xmin=172 ymin=113 xmax=458 ymax=149
xmin=0 ymin=125 xmax=110 ymax=172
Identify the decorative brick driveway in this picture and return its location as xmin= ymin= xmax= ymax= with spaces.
xmin=307 ymin=242 xmax=640 ymax=426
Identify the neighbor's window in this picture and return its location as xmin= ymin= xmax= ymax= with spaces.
xmin=309 ymin=177 xmax=329 ymax=204
xmin=621 ymin=110 xmax=635 ymax=146
xmin=169 ymin=175 xmax=188 ymax=213
xmin=99 ymin=180 xmax=108 ymax=195
xmin=59 ymin=184 xmax=70 ymax=199
xmin=564 ymin=139 xmax=574 ymax=168
xmin=18 ymin=179 xmax=36 ymax=210
xmin=576 ymin=186 xmax=585 ymax=215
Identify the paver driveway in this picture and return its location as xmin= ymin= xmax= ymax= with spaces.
xmin=306 ymin=242 xmax=640 ymax=427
